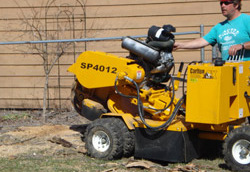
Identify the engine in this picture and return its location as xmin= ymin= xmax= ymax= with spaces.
xmin=121 ymin=25 xmax=175 ymax=83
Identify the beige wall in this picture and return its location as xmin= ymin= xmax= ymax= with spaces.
xmin=0 ymin=0 xmax=249 ymax=109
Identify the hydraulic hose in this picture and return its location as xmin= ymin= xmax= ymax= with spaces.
xmin=115 ymin=75 xmax=175 ymax=113
xmin=114 ymin=75 xmax=185 ymax=130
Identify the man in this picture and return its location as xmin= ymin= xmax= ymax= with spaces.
xmin=174 ymin=0 xmax=250 ymax=61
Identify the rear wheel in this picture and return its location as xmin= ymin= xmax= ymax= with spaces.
xmin=85 ymin=118 xmax=123 ymax=160
xmin=116 ymin=118 xmax=135 ymax=157
xmin=223 ymin=126 xmax=250 ymax=171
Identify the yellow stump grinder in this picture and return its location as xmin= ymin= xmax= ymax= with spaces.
xmin=68 ymin=25 xmax=250 ymax=171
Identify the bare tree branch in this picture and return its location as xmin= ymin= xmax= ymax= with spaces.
xmin=13 ymin=0 xmax=87 ymax=120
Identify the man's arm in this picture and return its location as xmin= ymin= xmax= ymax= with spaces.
xmin=174 ymin=37 xmax=210 ymax=50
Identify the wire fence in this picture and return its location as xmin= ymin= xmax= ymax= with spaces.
xmin=0 ymin=25 xmax=213 ymax=110
xmin=0 ymin=26 xmax=206 ymax=61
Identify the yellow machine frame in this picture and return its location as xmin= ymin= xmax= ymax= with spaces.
xmin=69 ymin=52 xmax=250 ymax=138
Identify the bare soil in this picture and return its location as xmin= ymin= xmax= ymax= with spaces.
xmin=0 ymin=110 xmax=232 ymax=172
xmin=0 ymin=110 xmax=89 ymax=157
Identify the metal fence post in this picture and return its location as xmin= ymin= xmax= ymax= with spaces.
xmin=212 ymin=44 xmax=218 ymax=60
xmin=200 ymin=24 xmax=205 ymax=61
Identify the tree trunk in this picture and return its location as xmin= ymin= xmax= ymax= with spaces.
xmin=42 ymin=73 xmax=49 ymax=123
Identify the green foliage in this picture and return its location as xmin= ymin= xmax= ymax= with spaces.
xmin=0 ymin=155 xmax=128 ymax=172
xmin=0 ymin=113 xmax=30 ymax=121
xmin=0 ymin=155 xmax=232 ymax=172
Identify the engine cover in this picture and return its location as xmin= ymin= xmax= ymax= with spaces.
xmin=67 ymin=51 xmax=145 ymax=89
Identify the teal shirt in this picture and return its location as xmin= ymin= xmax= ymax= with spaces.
xmin=203 ymin=13 xmax=250 ymax=61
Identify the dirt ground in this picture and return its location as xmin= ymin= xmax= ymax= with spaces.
xmin=0 ymin=110 xmax=89 ymax=157
xmin=0 ymin=110 xmax=232 ymax=172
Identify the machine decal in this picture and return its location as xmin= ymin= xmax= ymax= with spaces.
xmin=190 ymin=68 xmax=205 ymax=74
xmin=136 ymin=71 xmax=143 ymax=80
xmin=239 ymin=64 xmax=243 ymax=74
xmin=189 ymin=68 xmax=217 ymax=80
xmin=189 ymin=68 xmax=205 ymax=79
xmin=203 ymin=70 xmax=217 ymax=79
xmin=239 ymin=108 xmax=243 ymax=118
xmin=81 ymin=62 xmax=117 ymax=74
xmin=203 ymin=72 xmax=213 ymax=79
xmin=189 ymin=78 xmax=198 ymax=83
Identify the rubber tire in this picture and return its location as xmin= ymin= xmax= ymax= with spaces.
xmin=223 ymin=126 xmax=250 ymax=171
xmin=116 ymin=118 xmax=135 ymax=157
xmin=85 ymin=118 xmax=123 ymax=160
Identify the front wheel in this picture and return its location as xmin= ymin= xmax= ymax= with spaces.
xmin=223 ymin=126 xmax=250 ymax=171
xmin=85 ymin=118 xmax=123 ymax=160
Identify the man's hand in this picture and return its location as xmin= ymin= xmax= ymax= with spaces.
xmin=229 ymin=44 xmax=244 ymax=56
xmin=173 ymin=42 xmax=182 ymax=51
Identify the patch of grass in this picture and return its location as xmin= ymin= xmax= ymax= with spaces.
xmin=0 ymin=155 xmax=132 ymax=172
xmin=0 ymin=113 xmax=30 ymax=121
xmin=190 ymin=158 xmax=230 ymax=172
xmin=0 ymin=154 xmax=232 ymax=172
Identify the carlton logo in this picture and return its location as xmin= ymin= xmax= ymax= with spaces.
xmin=190 ymin=68 xmax=205 ymax=74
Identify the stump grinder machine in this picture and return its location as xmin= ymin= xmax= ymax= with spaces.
xmin=68 ymin=25 xmax=250 ymax=171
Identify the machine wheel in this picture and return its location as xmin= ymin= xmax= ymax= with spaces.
xmin=71 ymin=79 xmax=84 ymax=114
xmin=85 ymin=118 xmax=123 ymax=160
xmin=116 ymin=118 xmax=135 ymax=157
xmin=223 ymin=126 xmax=250 ymax=171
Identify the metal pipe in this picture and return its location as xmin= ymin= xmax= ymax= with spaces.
xmin=212 ymin=44 xmax=218 ymax=60
xmin=0 ymin=31 xmax=200 ymax=45
xmin=200 ymin=24 xmax=205 ymax=61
